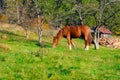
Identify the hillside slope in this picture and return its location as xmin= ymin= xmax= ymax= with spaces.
xmin=0 ymin=23 xmax=120 ymax=80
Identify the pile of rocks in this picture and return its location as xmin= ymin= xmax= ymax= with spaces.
xmin=99 ymin=37 xmax=120 ymax=49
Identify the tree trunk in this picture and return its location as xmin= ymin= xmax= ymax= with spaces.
xmin=25 ymin=26 xmax=29 ymax=39
xmin=38 ymin=26 xmax=42 ymax=45
xmin=16 ymin=2 xmax=20 ymax=24
xmin=93 ymin=31 xmax=99 ymax=49
xmin=37 ymin=14 xmax=43 ymax=46
xmin=35 ymin=1 xmax=43 ymax=46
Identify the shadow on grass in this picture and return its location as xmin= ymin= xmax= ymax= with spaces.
xmin=0 ymin=29 xmax=53 ymax=48
xmin=0 ymin=30 xmax=25 ymax=37
xmin=35 ymin=41 xmax=52 ymax=48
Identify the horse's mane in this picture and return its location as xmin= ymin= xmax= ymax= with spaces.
xmin=55 ymin=29 xmax=63 ymax=39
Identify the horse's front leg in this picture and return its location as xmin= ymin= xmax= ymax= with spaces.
xmin=67 ymin=36 xmax=72 ymax=50
xmin=71 ymin=39 xmax=77 ymax=49
xmin=85 ymin=40 xmax=89 ymax=50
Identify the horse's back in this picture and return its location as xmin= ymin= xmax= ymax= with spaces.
xmin=80 ymin=25 xmax=91 ymax=34
xmin=62 ymin=26 xmax=81 ymax=38
xmin=70 ymin=26 xmax=82 ymax=38
xmin=80 ymin=24 xmax=90 ymax=30
xmin=62 ymin=24 xmax=91 ymax=38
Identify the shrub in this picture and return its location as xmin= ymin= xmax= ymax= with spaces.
xmin=0 ymin=14 xmax=9 ymax=23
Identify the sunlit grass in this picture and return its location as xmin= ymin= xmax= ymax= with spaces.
xmin=0 ymin=27 xmax=120 ymax=80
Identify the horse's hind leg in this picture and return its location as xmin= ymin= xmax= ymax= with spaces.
xmin=84 ymin=37 xmax=89 ymax=50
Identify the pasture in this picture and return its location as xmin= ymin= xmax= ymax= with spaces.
xmin=0 ymin=26 xmax=120 ymax=80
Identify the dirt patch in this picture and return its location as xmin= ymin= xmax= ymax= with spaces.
xmin=0 ymin=43 xmax=11 ymax=51
xmin=0 ymin=22 xmax=24 ymax=31
xmin=0 ymin=34 xmax=7 ymax=39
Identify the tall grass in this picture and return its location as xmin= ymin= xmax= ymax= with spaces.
xmin=0 ymin=27 xmax=120 ymax=80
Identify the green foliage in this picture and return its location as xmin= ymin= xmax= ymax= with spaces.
xmin=1 ymin=0 xmax=120 ymax=31
xmin=83 ymin=16 xmax=96 ymax=27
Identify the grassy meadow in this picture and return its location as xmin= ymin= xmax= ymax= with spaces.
xmin=0 ymin=26 xmax=120 ymax=80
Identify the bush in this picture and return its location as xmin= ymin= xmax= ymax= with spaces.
xmin=0 ymin=14 xmax=9 ymax=23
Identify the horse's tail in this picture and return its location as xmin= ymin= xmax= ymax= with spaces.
xmin=88 ymin=32 xmax=93 ymax=46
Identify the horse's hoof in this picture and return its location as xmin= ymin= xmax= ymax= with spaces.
xmin=85 ymin=46 xmax=89 ymax=50
xmin=85 ymin=48 xmax=89 ymax=50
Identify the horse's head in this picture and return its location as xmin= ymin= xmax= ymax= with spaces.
xmin=53 ymin=36 xmax=58 ymax=48
xmin=53 ymin=30 xmax=63 ymax=48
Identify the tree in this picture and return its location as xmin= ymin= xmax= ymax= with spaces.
xmin=33 ymin=0 xmax=45 ymax=46
xmin=4 ymin=0 xmax=23 ymax=24
xmin=21 ymin=0 xmax=30 ymax=39
xmin=0 ymin=0 xmax=4 ymax=10
xmin=93 ymin=0 xmax=120 ymax=49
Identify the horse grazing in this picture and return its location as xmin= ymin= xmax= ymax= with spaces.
xmin=53 ymin=24 xmax=93 ymax=50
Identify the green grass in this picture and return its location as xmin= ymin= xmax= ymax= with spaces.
xmin=0 ymin=27 xmax=120 ymax=80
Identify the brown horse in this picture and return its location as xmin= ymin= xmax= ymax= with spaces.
xmin=53 ymin=24 xmax=93 ymax=50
